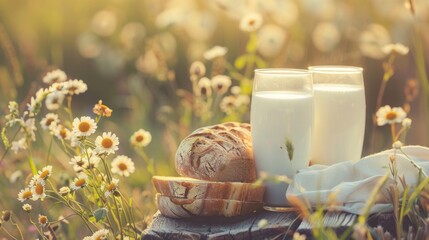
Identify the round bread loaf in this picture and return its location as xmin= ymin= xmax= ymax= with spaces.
xmin=175 ymin=122 xmax=256 ymax=182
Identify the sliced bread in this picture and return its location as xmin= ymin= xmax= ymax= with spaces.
xmin=156 ymin=194 xmax=263 ymax=218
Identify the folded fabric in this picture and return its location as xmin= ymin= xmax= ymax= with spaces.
xmin=286 ymin=145 xmax=429 ymax=215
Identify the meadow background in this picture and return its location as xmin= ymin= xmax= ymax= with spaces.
xmin=0 ymin=0 xmax=428 ymax=239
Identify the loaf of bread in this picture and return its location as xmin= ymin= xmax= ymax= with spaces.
xmin=156 ymin=194 xmax=263 ymax=218
xmin=152 ymin=176 xmax=264 ymax=202
xmin=175 ymin=122 xmax=256 ymax=182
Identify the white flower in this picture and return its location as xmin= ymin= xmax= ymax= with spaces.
xmin=36 ymin=166 xmax=53 ymax=180
xmin=72 ymin=116 xmax=97 ymax=137
xmin=203 ymin=46 xmax=228 ymax=60
xmin=17 ymin=188 xmax=33 ymax=202
xmin=239 ymin=12 xmax=263 ymax=32
xmin=63 ymin=79 xmax=88 ymax=95
xmin=70 ymin=174 xmax=88 ymax=190
xmin=53 ymin=124 xmax=72 ymax=141
xmin=31 ymin=179 xmax=47 ymax=201
xmin=42 ymin=69 xmax=67 ymax=84
xmin=24 ymin=118 xmax=37 ymax=141
xmin=38 ymin=214 xmax=48 ymax=227
xmin=402 ymin=118 xmax=412 ymax=128
xmin=211 ymin=75 xmax=232 ymax=95
xmin=40 ymin=113 xmax=59 ymax=130
xmin=111 ymin=155 xmax=135 ymax=177
xmin=95 ymin=132 xmax=119 ymax=155
xmin=235 ymin=95 xmax=250 ymax=107
xmin=45 ymin=91 xmax=65 ymax=111
xmin=130 ymin=129 xmax=152 ymax=147
xmin=382 ymin=43 xmax=409 ymax=56
xmin=196 ymin=77 xmax=212 ymax=97
xmin=189 ymin=61 xmax=206 ymax=79
xmin=102 ymin=178 xmax=119 ymax=197
xmin=22 ymin=203 xmax=32 ymax=212
xmin=392 ymin=140 xmax=402 ymax=149
xmin=90 ymin=229 xmax=109 ymax=240
xmin=230 ymin=86 xmax=241 ymax=95
xmin=58 ymin=186 xmax=71 ymax=196
xmin=69 ymin=155 xmax=85 ymax=172
xmin=220 ymin=96 xmax=236 ymax=114
xmin=11 ymin=138 xmax=27 ymax=154
xmin=376 ymin=105 xmax=407 ymax=126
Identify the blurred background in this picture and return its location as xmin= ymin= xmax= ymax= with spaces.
xmin=0 ymin=0 xmax=428 ymax=237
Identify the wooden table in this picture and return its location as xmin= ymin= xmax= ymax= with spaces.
xmin=142 ymin=210 xmax=394 ymax=239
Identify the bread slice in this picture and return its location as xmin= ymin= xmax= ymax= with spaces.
xmin=152 ymin=176 xmax=264 ymax=202
xmin=156 ymin=194 xmax=263 ymax=218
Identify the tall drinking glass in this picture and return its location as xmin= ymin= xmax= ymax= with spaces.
xmin=251 ymin=69 xmax=314 ymax=208
xmin=309 ymin=66 xmax=365 ymax=165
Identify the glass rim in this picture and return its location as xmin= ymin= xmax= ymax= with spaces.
xmin=308 ymin=65 xmax=363 ymax=73
xmin=254 ymin=68 xmax=311 ymax=76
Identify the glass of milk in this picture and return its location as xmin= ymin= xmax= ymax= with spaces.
xmin=251 ymin=69 xmax=314 ymax=208
xmin=309 ymin=66 xmax=365 ymax=165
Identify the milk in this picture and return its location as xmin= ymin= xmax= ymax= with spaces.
xmin=251 ymin=91 xmax=313 ymax=207
xmin=312 ymin=84 xmax=365 ymax=165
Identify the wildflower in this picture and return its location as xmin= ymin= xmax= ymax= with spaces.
xmin=382 ymin=43 xmax=409 ymax=56
xmin=392 ymin=140 xmax=402 ymax=149
xmin=211 ymin=75 xmax=232 ymax=95
xmin=93 ymin=100 xmax=112 ymax=117
xmin=58 ymin=186 xmax=71 ymax=196
xmin=95 ymin=132 xmax=119 ymax=155
xmin=17 ymin=188 xmax=33 ymax=202
xmin=42 ymin=69 xmax=67 ymax=84
xmin=1 ymin=211 xmax=11 ymax=222
xmin=72 ymin=116 xmax=97 ymax=137
xmin=239 ymin=12 xmax=263 ymax=32
xmin=23 ymin=118 xmax=37 ymax=141
xmin=230 ymin=86 xmax=241 ymax=95
xmin=45 ymin=91 xmax=65 ymax=111
xmin=63 ymin=79 xmax=88 ymax=95
xmin=22 ymin=204 xmax=32 ymax=213
xmin=91 ymin=229 xmax=109 ymax=240
xmin=130 ymin=129 xmax=152 ymax=147
xmin=85 ymin=148 xmax=101 ymax=169
xmin=69 ymin=155 xmax=86 ymax=172
xmin=293 ymin=232 xmax=306 ymax=240
xmin=376 ymin=105 xmax=407 ymax=126
xmin=189 ymin=61 xmax=206 ymax=79
xmin=257 ymin=219 xmax=268 ymax=229
xmin=38 ymin=214 xmax=49 ymax=227
xmin=103 ymin=178 xmax=119 ymax=197
xmin=402 ymin=118 xmax=412 ymax=128
xmin=37 ymin=166 xmax=53 ymax=180
xmin=203 ymin=46 xmax=228 ymax=60
xmin=27 ymin=88 xmax=49 ymax=116
xmin=53 ymin=124 xmax=72 ymax=141
xmin=11 ymin=138 xmax=27 ymax=154
xmin=220 ymin=96 xmax=236 ymax=114
xmin=70 ymin=173 xmax=89 ymax=190
xmin=257 ymin=24 xmax=287 ymax=58
xmin=31 ymin=179 xmax=47 ymax=201
xmin=235 ymin=95 xmax=250 ymax=107
xmin=5 ymin=101 xmax=19 ymax=121
xmin=40 ymin=113 xmax=59 ymax=130
xmin=111 ymin=155 xmax=135 ymax=177
xmin=196 ymin=77 xmax=212 ymax=97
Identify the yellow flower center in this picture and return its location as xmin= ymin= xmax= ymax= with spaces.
xmin=78 ymin=122 xmax=90 ymax=132
xmin=135 ymin=135 xmax=144 ymax=142
xmin=101 ymin=138 xmax=113 ymax=148
xmin=39 ymin=216 xmax=47 ymax=225
xmin=75 ymin=178 xmax=86 ymax=187
xmin=386 ymin=111 xmax=397 ymax=120
xmin=118 ymin=163 xmax=128 ymax=171
xmin=107 ymin=183 xmax=116 ymax=192
xmin=39 ymin=170 xmax=49 ymax=180
xmin=46 ymin=118 xmax=54 ymax=126
xmin=60 ymin=128 xmax=67 ymax=139
xmin=35 ymin=184 xmax=44 ymax=195
xmin=22 ymin=191 xmax=33 ymax=199
xmin=248 ymin=19 xmax=255 ymax=26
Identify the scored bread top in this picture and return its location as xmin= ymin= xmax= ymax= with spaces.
xmin=175 ymin=122 xmax=256 ymax=182
xmin=152 ymin=176 xmax=264 ymax=202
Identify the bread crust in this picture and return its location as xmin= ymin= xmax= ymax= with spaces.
xmin=152 ymin=176 xmax=264 ymax=202
xmin=156 ymin=194 xmax=263 ymax=218
xmin=175 ymin=122 xmax=256 ymax=182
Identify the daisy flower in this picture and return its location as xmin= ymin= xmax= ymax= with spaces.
xmin=211 ymin=75 xmax=231 ymax=95
xmin=196 ymin=77 xmax=212 ymax=97
xmin=220 ymin=96 xmax=236 ymax=114
xmin=22 ymin=204 xmax=32 ymax=213
xmin=95 ymin=132 xmax=119 ymax=155
xmin=111 ymin=155 xmax=135 ymax=177
xmin=402 ymin=118 xmax=412 ymax=128
xmin=58 ymin=186 xmax=71 ymax=196
xmin=31 ymin=179 xmax=47 ymax=201
xmin=69 ymin=155 xmax=86 ymax=172
xmin=40 ymin=113 xmax=59 ymax=130
xmin=11 ymin=138 xmax=27 ymax=154
xmin=392 ymin=140 xmax=402 ymax=149
xmin=24 ymin=118 xmax=37 ymax=141
xmin=42 ymin=69 xmax=67 ymax=84
xmin=38 ymin=214 xmax=49 ymax=227
xmin=239 ymin=12 xmax=263 ymax=32
xmin=382 ymin=43 xmax=409 ymax=56
xmin=90 ymin=229 xmax=109 ymax=240
xmin=70 ymin=173 xmax=88 ymax=190
xmin=203 ymin=46 xmax=228 ymax=60
xmin=45 ymin=91 xmax=65 ymax=111
xmin=93 ymin=100 xmax=113 ymax=117
xmin=72 ymin=116 xmax=97 ymax=137
xmin=130 ymin=129 xmax=152 ymax=147
xmin=64 ymin=79 xmax=88 ymax=95
xmin=376 ymin=105 xmax=407 ymax=126
xmin=230 ymin=86 xmax=241 ymax=95
xmin=53 ymin=124 xmax=72 ymax=141
xmin=17 ymin=188 xmax=33 ymax=202
xmin=102 ymin=178 xmax=119 ymax=197
xmin=37 ymin=166 xmax=53 ymax=180
xmin=189 ymin=61 xmax=206 ymax=79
